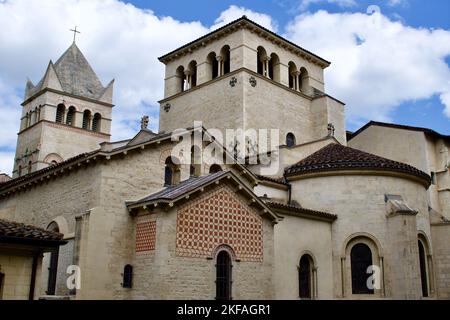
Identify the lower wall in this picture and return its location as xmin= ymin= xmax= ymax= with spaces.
xmin=431 ymin=223 xmax=450 ymax=299
xmin=0 ymin=253 xmax=42 ymax=300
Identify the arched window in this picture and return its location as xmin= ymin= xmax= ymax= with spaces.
xmin=164 ymin=157 xmax=180 ymax=186
xmin=351 ymin=243 xmax=374 ymax=295
xmin=299 ymin=254 xmax=314 ymax=299
xmin=186 ymin=61 xmax=197 ymax=90
xmin=207 ymin=52 xmax=219 ymax=80
xmin=27 ymin=160 xmax=32 ymax=174
xmin=56 ymin=104 xmax=65 ymax=123
xmin=92 ymin=113 xmax=101 ymax=132
xmin=46 ymin=222 xmax=60 ymax=295
xmin=176 ymin=66 xmax=186 ymax=93
xmin=286 ymin=133 xmax=296 ymax=148
xmin=66 ymin=106 xmax=76 ymax=126
xmin=418 ymin=238 xmax=429 ymax=297
xmin=288 ymin=62 xmax=298 ymax=90
xmin=209 ymin=164 xmax=222 ymax=174
xmin=216 ymin=250 xmax=232 ymax=300
xmin=269 ymin=53 xmax=280 ymax=82
xmin=257 ymin=46 xmax=268 ymax=77
xmin=190 ymin=146 xmax=201 ymax=177
xmin=220 ymin=45 xmax=231 ymax=75
xmin=300 ymin=67 xmax=309 ymax=93
xmin=82 ymin=110 xmax=91 ymax=130
xmin=122 ymin=264 xmax=133 ymax=288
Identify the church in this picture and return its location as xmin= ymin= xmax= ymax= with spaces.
xmin=0 ymin=16 xmax=449 ymax=300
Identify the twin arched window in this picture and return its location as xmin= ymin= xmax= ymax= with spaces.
xmin=164 ymin=157 xmax=180 ymax=186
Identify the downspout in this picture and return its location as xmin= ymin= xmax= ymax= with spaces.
xmin=28 ymin=253 xmax=39 ymax=300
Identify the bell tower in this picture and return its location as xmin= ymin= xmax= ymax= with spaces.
xmin=13 ymin=42 xmax=114 ymax=178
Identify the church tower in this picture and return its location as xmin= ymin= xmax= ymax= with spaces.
xmin=158 ymin=16 xmax=346 ymax=149
xmin=13 ymin=42 xmax=114 ymax=178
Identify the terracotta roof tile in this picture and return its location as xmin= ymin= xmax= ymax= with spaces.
xmin=285 ymin=143 xmax=431 ymax=185
xmin=266 ymin=201 xmax=337 ymax=221
xmin=0 ymin=219 xmax=64 ymax=242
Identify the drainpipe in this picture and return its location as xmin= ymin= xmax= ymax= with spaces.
xmin=284 ymin=174 xmax=292 ymax=205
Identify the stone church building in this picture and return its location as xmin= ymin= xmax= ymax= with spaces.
xmin=0 ymin=16 xmax=449 ymax=300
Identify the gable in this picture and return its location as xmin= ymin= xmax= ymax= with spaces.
xmin=175 ymin=185 xmax=264 ymax=262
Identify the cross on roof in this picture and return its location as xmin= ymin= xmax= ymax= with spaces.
xmin=69 ymin=26 xmax=81 ymax=43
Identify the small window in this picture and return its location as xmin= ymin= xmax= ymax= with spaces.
xmin=209 ymin=164 xmax=222 ymax=174
xmin=92 ymin=113 xmax=101 ymax=132
xmin=66 ymin=106 xmax=76 ymax=126
xmin=56 ymin=104 xmax=65 ymax=123
xmin=351 ymin=243 xmax=374 ymax=295
xmin=28 ymin=161 xmax=32 ymax=174
xmin=431 ymin=172 xmax=436 ymax=185
xmin=418 ymin=240 xmax=429 ymax=297
xmin=82 ymin=110 xmax=91 ymax=130
xmin=18 ymin=165 xmax=22 ymax=177
xmin=216 ymin=250 xmax=232 ymax=300
xmin=122 ymin=265 xmax=133 ymax=288
xmin=286 ymin=133 xmax=296 ymax=148
xmin=299 ymin=255 xmax=314 ymax=299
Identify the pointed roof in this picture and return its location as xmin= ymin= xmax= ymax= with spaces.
xmin=25 ymin=43 xmax=113 ymax=102
xmin=285 ymin=143 xmax=431 ymax=187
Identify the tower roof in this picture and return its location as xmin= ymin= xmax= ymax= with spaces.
xmin=25 ymin=43 xmax=113 ymax=103
xmin=285 ymin=143 xmax=431 ymax=186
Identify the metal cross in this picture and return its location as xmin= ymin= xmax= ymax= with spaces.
xmin=70 ymin=26 xmax=81 ymax=43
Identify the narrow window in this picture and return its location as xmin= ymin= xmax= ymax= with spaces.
xmin=164 ymin=157 xmax=180 ymax=186
xmin=187 ymin=61 xmax=197 ymax=89
xmin=56 ymin=104 xmax=65 ymax=123
xmin=286 ymin=133 xmax=296 ymax=148
xmin=66 ymin=106 xmax=76 ymax=126
xmin=257 ymin=46 xmax=268 ymax=77
xmin=28 ymin=161 xmax=32 ymax=174
xmin=92 ymin=113 xmax=101 ymax=132
xmin=418 ymin=240 xmax=429 ymax=297
xmin=299 ymin=255 xmax=313 ymax=299
xmin=82 ymin=110 xmax=91 ymax=130
xmin=176 ymin=66 xmax=185 ymax=93
xmin=190 ymin=146 xmax=201 ymax=177
xmin=122 ymin=265 xmax=133 ymax=288
xmin=351 ymin=243 xmax=374 ymax=294
xmin=216 ymin=251 xmax=232 ymax=300
xmin=18 ymin=165 xmax=22 ymax=177
xmin=288 ymin=62 xmax=297 ymax=90
xmin=220 ymin=45 xmax=231 ymax=75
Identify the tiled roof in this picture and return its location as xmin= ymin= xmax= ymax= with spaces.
xmin=348 ymin=121 xmax=450 ymax=141
xmin=128 ymin=171 xmax=229 ymax=206
xmin=0 ymin=219 xmax=64 ymax=242
xmin=266 ymin=201 xmax=337 ymax=221
xmin=256 ymin=174 xmax=288 ymax=186
xmin=285 ymin=143 xmax=431 ymax=185
xmin=158 ymin=16 xmax=330 ymax=67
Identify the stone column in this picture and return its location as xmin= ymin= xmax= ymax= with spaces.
xmin=216 ymin=56 xmax=224 ymax=77
xmin=264 ymin=57 xmax=271 ymax=78
xmin=184 ymin=70 xmax=192 ymax=90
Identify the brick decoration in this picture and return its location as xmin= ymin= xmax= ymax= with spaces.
xmin=176 ymin=185 xmax=263 ymax=262
xmin=135 ymin=218 xmax=156 ymax=253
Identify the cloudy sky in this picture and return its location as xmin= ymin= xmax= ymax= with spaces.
xmin=1 ymin=0 xmax=450 ymax=174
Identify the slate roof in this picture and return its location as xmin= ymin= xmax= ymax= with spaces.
xmin=0 ymin=219 xmax=64 ymax=243
xmin=28 ymin=43 xmax=107 ymax=100
xmin=285 ymin=143 xmax=431 ymax=185
xmin=265 ymin=201 xmax=337 ymax=221
xmin=256 ymin=174 xmax=288 ymax=186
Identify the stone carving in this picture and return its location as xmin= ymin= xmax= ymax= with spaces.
xmin=164 ymin=103 xmax=171 ymax=113
xmin=140 ymin=115 xmax=149 ymax=130
xmin=229 ymin=77 xmax=237 ymax=87
xmin=249 ymin=76 xmax=257 ymax=87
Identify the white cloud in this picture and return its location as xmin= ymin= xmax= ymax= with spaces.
xmin=0 ymin=1 xmax=274 ymax=175
xmin=284 ymin=10 xmax=450 ymax=127
xmin=299 ymin=0 xmax=357 ymax=11
xmin=211 ymin=5 xmax=278 ymax=32
xmin=387 ymin=0 xmax=408 ymax=7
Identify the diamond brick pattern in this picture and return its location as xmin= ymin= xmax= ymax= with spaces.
xmin=135 ymin=220 xmax=156 ymax=252
xmin=176 ymin=186 xmax=263 ymax=262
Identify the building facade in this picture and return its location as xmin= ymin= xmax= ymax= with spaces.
xmin=0 ymin=16 xmax=449 ymax=300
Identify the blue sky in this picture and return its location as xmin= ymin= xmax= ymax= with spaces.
xmin=126 ymin=0 xmax=450 ymax=134
xmin=0 ymin=0 xmax=450 ymax=174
